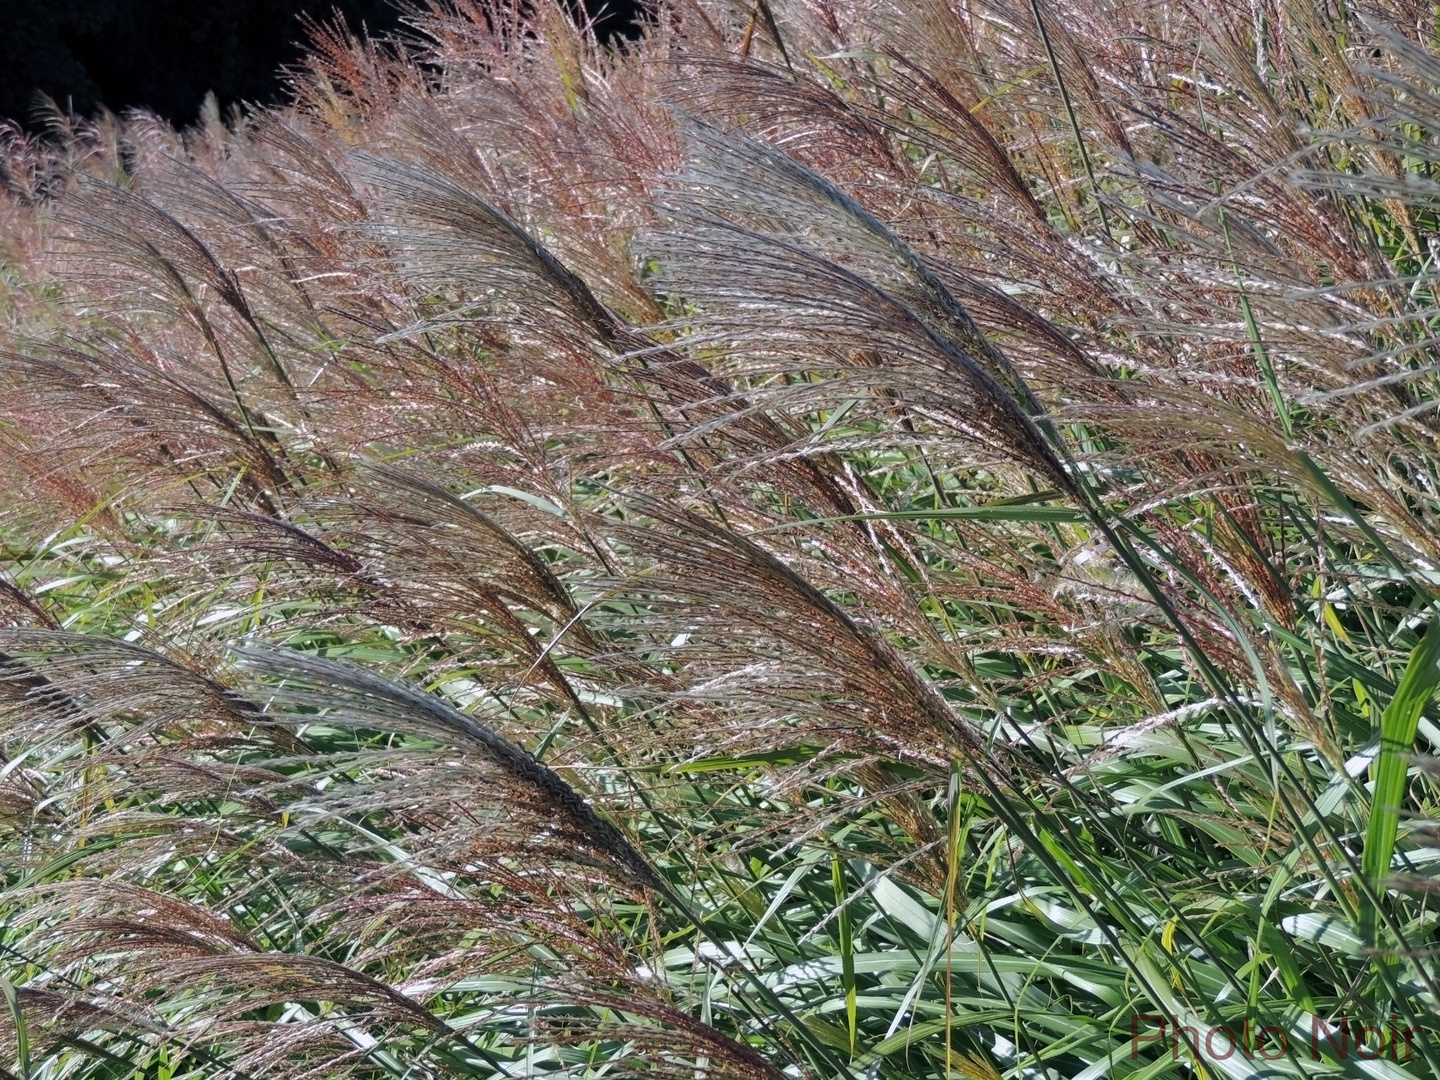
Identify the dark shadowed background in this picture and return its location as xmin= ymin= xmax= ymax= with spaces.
xmin=0 ymin=0 xmax=644 ymax=129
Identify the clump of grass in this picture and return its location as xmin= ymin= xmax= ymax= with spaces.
xmin=3 ymin=2 xmax=1440 ymax=1078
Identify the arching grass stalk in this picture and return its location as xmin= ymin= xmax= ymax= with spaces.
xmin=236 ymin=648 xmax=859 ymax=1080
xmin=1024 ymin=0 xmax=1113 ymax=239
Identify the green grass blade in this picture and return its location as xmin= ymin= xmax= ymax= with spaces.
xmin=1360 ymin=618 xmax=1440 ymax=947
xmin=0 ymin=978 xmax=29 ymax=1080
xmin=830 ymin=855 xmax=857 ymax=1055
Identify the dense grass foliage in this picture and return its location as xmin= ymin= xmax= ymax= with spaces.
xmin=4 ymin=2 xmax=1440 ymax=1078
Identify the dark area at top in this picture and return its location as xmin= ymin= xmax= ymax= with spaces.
xmin=0 ymin=0 xmax=647 ymax=131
